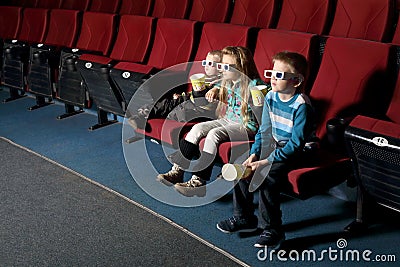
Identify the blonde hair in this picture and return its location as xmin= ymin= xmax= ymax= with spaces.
xmin=216 ymin=46 xmax=260 ymax=126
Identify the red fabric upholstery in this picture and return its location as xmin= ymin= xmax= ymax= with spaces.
xmin=88 ymin=0 xmax=121 ymax=13
xmin=43 ymin=9 xmax=80 ymax=48
xmin=349 ymin=115 xmax=400 ymax=139
xmin=146 ymin=18 xmax=197 ymax=70
xmin=329 ymin=0 xmax=394 ymax=42
xmin=18 ymin=8 xmax=49 ymax=43
xmin=78 ymin=54 xmax=113 ymax=65
xmin=189 ymin=0 xmax=231 ymax=23
xmin=253 ymin=29 xmax=317 ymax=85
xmin=310 ymin=37 xmax=392 ymax=139
xmin=76 ymin=12 xmax=117 ymax=56
xmin=287 ymin=151 xmax=352 ymax=198
xmin=61 ymin=0 xmax=90 ymax=11
xmin=0 ymin=6 xmax=22 ymax=40
xmin=136 ymin=119 xmax=197 ymax=147
xmin=110 ymin=15 xmax=155 ymax=63
xmin=151 ymin=0 xmax=190 ymax=19
xmin=230 ymin=0 xmax=278 ymax=28
xmin=19 ymin=0 xmax=39 ymax=8
xmin=36 ymin=0 xmax=63 ymax=9
xmin=119 ymin=0 xmax=152 ymax=15
xmin=276 ymin=0 xmax=331 ymax=34
xmin=113 ymin=62 xmax=154 ymax=74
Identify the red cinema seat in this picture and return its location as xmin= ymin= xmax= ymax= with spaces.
xmin=344 ymin=62 xmax=400 ymax=231
xmin=56 ymin=11 xmax=117 ymax=120
xmin=119 ymin=0 xmax=152 ymax=15
xmin=0 ymin=6 xmax=22 ymax=41
xmin=61 ymin=0 xmax=90 ymax=11
xmin=287 ymin=37 xmax=393 ymax=199
xmin=151 ymin=0 xmax=190 ymax=19
xmin=276 ymin=0 xmax=332 ymax=34
xmin=188 ymin=0 xmax=232 ymax=23
xmin=230 ymin=0 xmax=279 ymax=28
xmin=88 ymin=0 xmax=121 ymax=13
xmin=27 ymin=9 xmax=81 ymax=110
xmin=78 ymin=17 xmax=197 ymax=130
xmin=2 ymin=7 xmax=49 ymax=102
xmin=36 ymin=0 xmax=63 ymax=9
xmin=328 ymin=0 xmax=395 ymax=42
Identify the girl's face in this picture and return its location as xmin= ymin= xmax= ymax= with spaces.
xmin=204 ymin=54 xmax=220 ymax=76
xmin=221 ymin=54 xmax=240 ymax=81
xmin=270 ymin=60 xmax=298 ymax=96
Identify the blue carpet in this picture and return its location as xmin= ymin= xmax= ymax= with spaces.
xmin=1 ymin=88 xmax=399 ymax=266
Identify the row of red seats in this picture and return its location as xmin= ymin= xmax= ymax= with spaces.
xmin=2 ymin=0 xmax=398 ymax=42
xmin=1 ymin=8 xmax=398 ymax=203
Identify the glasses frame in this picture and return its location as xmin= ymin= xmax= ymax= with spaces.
xmin=216 ymin=63 xmax=237 ymax=72
xmin=201 ymin=60 xmax=216 ymax=67
xmin=264 ymin=70 xmax=301 ymax=81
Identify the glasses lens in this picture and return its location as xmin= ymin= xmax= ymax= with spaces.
xmin=207 ymin=61 xmax=214 ymax=67
xmin=275 ymin=72 xmax=284 ymax=79
xmin=201 ymin=60 xmax=207 ymax=66
xmin=223 ymin=64 xmax=230 ymax=71
xmin=264 ymin=70 xmax=272 ymax=78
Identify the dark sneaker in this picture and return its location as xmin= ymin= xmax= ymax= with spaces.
xmin=216 ymin=216 xmax=258 ymax=234
xmin=254 ymin=229 xmax=285 ymax=248
xmin=156 ymin=164 xmax=184 ymax=186
xmin=174 ymin=175 xmax=206 ymax=197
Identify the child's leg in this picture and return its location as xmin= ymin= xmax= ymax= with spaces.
xmin=233 ymin=179 xmax=255 ymax=218
xmin=258 ymin=162 xmax=290 ymax=230
xmin=184 ymin=119 xmax=226 ymax=145
xmin=202 ymin=119 xmax=255 ymax=155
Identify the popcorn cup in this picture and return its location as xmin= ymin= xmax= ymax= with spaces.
xmin=190 ymin=73 xmax=206 ymax=91
xmin=250 ymin=85 xmax=268 ymax=106
xmin=221 ymin=163 xmax=253 ymax=181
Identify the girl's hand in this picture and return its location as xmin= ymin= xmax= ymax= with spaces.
xmin=205 ymin=87 xmax=219 ymax=102
xmin=247 ymin=159 xmax=269 ymax=171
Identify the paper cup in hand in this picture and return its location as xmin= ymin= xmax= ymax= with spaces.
xmin=221 ymin=164 xmax=253 ymax=181
xmin=190 ymin=73 xmax=206 ymax=91
xmin=250 ymin=85 xmax=268 ymax=106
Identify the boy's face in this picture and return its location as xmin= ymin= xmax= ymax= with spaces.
xmin=204 ymin=54 xmax=220 ymax=76
xmin=221 ymin=54 xmax=240 ymax=80
xmin=270 ymin=60 xmax=299 ymax=95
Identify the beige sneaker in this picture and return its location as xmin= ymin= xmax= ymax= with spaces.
xmin=156 ymin=164 xmax=184 ymax=186
xmin=174 ymin=175 xmax=206 ymax=197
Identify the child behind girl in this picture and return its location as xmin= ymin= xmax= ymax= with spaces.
xmin=157 ymin=46 xmax=267 ymax=197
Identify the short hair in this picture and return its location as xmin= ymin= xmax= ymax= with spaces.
xmin=273 ymin=51 xmax=308 ymax=93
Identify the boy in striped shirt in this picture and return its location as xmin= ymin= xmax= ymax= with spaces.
xmin=217 ymin=51 xmax=317 ymax=248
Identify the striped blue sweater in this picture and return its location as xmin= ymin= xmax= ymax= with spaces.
xmin=250 ymin=91 xmax=315 ymax=162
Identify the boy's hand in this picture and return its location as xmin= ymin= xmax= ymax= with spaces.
xmin=247 ymin=159 xmax=269 ymax=171
xmin=205 ymin=87 xmax=219 ymax=102
xmin=172 ymin=93 xmax=180 ymax=99
xmin=242 ymin=154 xmax=258 ymax=167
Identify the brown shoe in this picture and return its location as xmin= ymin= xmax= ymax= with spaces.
xmin=174 ymin=175 xmax=206 ymax=197
xmin=156 ymin=164 xmax=184 ymax=186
